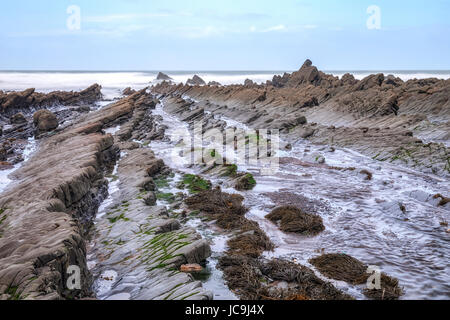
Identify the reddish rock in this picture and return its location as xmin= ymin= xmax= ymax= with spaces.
xmin=180 ymin=264 xmax=203 ymax=273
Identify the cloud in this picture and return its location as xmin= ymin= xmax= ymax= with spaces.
xmin=262 ymin=25 xmax=286 ymax=32
xmin=84 ymin=11 xmax=192 ymax=23
xmin=85 ymin=13 xmax=169 ymax=23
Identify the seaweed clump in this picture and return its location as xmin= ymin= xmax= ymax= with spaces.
xmin=265 ymin=205 xmax=325 ymax=235
xmin=185 ymin=187 xmax=247 ymax=216
xmin=185 ymin=187 xmax=273 ymax=258
xmin=309 ymin=253 xmax=403 ymax=300
xmin=178 ymin=174 xmax=212 ymax=194
xmin=235 ymin=173 xmax=257 ymax=191
xmin=218 ymin=256 xmax=353 ymax=300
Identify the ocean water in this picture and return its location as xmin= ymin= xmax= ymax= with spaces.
xmin=0 ymin=70 xmax=449 ymax=100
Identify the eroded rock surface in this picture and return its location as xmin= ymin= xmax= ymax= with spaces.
xmin=151 ymin=60 xmax=450 ymax=176
xmin=0 ymin=90 xmax=211 ymax=300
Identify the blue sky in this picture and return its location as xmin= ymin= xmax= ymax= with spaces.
xmin=1 ymin=0 xmax=449 ymax=70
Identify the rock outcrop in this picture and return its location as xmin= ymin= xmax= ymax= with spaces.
xmin=0 ymin=84 xmax=102 ymax=116
xmin=151 ymin=59 xmax=450 ymax=176
xmin=156 ymin=72 xmax=173 ymax=81
xmin=186 ymin=75 xmax=206 ymax=86
xmin=122 ymin=87 xmax=136 ymax=96
xmin=0 ymin=90 xmax=211 ymax=300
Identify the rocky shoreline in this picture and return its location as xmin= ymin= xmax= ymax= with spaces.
xmin=152 ymin=60 xmax=449 ymax=177
xmin=0 ymin=89 xmax=212 ymax=300
xmin=0 ymin=62 xmax=449 ymax=300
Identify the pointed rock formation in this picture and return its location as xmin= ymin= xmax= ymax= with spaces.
xmin=156 ymin=72 xmax=173 ymax=81
xmin=187 ymin=75 xmax=206 ymax=86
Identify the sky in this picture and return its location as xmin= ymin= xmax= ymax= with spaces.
xmin=0 ymin=0 xmax=449 ymax=71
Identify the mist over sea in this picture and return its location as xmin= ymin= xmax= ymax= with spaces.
xmin=1 ymin=70 xmax=449 ymax=100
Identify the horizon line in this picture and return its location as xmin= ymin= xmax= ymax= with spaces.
xmin=1 ymin=69 xmax=450 ymax=73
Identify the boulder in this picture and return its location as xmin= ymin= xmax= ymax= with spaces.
xmin=186 ymin=75 xmax=206 ymax=86
xmin=10 ymin=113 xmax=27 ymax=124
xmin=33 ymin=109 xmax=59 ymax=134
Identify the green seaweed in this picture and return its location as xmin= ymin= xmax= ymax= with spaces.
xmin=108 ymin=213 xmax=130 ymax=224
xmin=222 ymin=164 xmax=238 ymax=177
xmin=178 ymin=174 xmax=211 ymax=194
xmin=5 ymin=286 xmax=22 ymax=300
xmin=157 ymin=192 xmax=176 ymax=203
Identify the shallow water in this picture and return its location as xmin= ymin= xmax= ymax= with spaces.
xmin=149 ymin=97 xmax=450 ymax=300
xmin=0 ymin=137 xmax=37 ymax=194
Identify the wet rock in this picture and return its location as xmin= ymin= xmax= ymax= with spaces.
xmin=433 ymin=194 xmax=450 ymax=207
xmin=175 ymin=239 xmax=211 ymax=265
xmin=144 ymin=192 xmax=157 ymax=206
xmin=180 ymin=264 xmax=203 ymax=273
xmin=359 ymin=169 xmax=373 ymax=181
xmin=235 ymin=173 xmax=257 ymax=191
xmin=10 ymin=113 xmax=27 ymax=124
xmin=0 ymin=92 xmax=147 ymax=300
xmin=265 ymin=205 xmax=325 ymax=235
xmin=146 ymin=159 xmax=164 ymax=176
xmin=304 ymin=152 xmax=325 ymax=164
xmin=33 ymin=109 xmax=58 ymax=135
xmin=0 ymin=147 xmax=6 ymax=161
xmin=298 ymin=127 xmax=315 ymax=139
xmin=186 ymin=75 xmax=206 ymax=86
